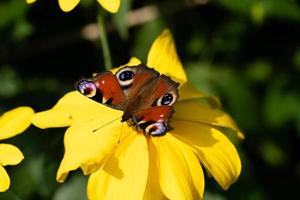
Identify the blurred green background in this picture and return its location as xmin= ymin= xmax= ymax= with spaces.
xmin=0 ymin=0 xmax=300 ymax=199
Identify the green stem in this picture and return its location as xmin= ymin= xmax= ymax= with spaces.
xmin=97 ymin=12 xmax=112 ymax=70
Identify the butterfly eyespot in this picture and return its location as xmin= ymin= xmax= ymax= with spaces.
xmin=145 ymin=122 xmax=166 ymax=136
xmin=156 ymin=91 xmax=177 ymax=106
xmin=77 ymin=80 xmax=97 ymax=98
xmin=116 ymin=67 xmax=135 ymax=87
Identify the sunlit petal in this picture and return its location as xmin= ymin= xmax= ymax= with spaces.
xmin=110 ymin=57 xmax=142 ymax=74
xmin=97 ymin=0 xmax=120 ymax=13
xmin=178 ymin=82 xmax=205 ymax=100
xmin=152 ymin=134 xmax=204 ymax=199
xmin=32 ymin=91 xmax=122 ymax=129
xmin=56 ymin=117 xmax=125 ymax=183
xmin=171 ymin=120 xmax=241 ymax=190
xmin=147 ymin=29 xmax=187 ymax=85
xmin=0 ymin=166 xmax=10 ymax=192
xmin=0 ymin=106 xmax=34 ymax=140
xmin=87 ymin=134 xmax=148 ymax=200
xmin=178 ymin=83 xmax=221 ymax=109
xmin=174 ymin=99 xmax=244 ymax=139
xmin=58 ymin=0 xmax=80 ymax=12
xmin=0 ymin=144 xmax=24 ymax=166
xmin=143 ymin=139 xmax=166 ymax=200
xmin=26 ymin=0 xmax=37 ymax=4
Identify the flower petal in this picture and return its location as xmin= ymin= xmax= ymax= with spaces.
xmin=174 ymin=99 xmax=244 ymax=139
xmin=0 ymin=106 xmax=34 ymax=140
xmin=32 ymin=91 xmax=122 ymax=129
xmin=97 ymin=0 xmax=120 ymax=13
xmin=0 ymin=165 xmax=10 ymax=192
xmin=171 ymin=120 xmax=241 ymax=190
xmin=143 ymin=139 xmax=166 ymax=200
xmin=178 ymin=83 xmax=222 ymax=109
xmin=152 ymin=134 xmax=204 ymax=199
xmin=110 ymin=57 xmax=142 ymax=74
xmin=0 ymin=144 xmax=24 ymax=166
xmin=178 ymin=83 xmax=205 ymax=101
xmin=56 ymin=114 xmax=125 ymax=182
xmin=58 ymin=0 xmax=80 ymax=12
xmin=147 ymin=29 xmax=187 ymax=85
xmin=87 ymin=134 xmax=149 ymax=200
xmin=26 ymin=0 xmax=37 ymax=4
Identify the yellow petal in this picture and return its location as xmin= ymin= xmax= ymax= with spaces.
xmin=174 ymin=99 xmax=244 ymax=139
xmin=32 ymin=110 xmax=72 ymax=128
xmin=0 ymin=106 xmax=34 ymax=140
xmin=87 ymin=134 xmax=148 ymax=200
xmin=178 ymin=82 xmax=205 ymax=101
xmin=152 ymin=134 xmax=204 ymax=200
xmin=58 ymin=0 xmax=80 ymax=12
xmin=143 ymin=139 xmax=166 ymax=200
xmin=110 ymin=57 xmax=142 ymax=74
xmin=0 ymin=165 xmax=10 ymax=192
xmin=56 ymin=113 xmax=125 ymax=182
xmin=147 ymin=29 xmax=187 ymax=85
xmin=26 ymin=0 xmax=37 ymax=4
xmin=0 ymin=144 xmax=24 ymax=166
xmin=178 ymin=83 xmax=222 ymax=108
xmin=171 ymin=120 xmax=241 ymax=190
xmin=32 ymin=91 xmax=122 ymax=129
xmin=97 ymin=0 xmax=120 ymax=13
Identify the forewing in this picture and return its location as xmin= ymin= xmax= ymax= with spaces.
xmin=115 ymin=63 xmax=160 ymax=101
xmin=77 ymin=71 xmax=126 ymax=110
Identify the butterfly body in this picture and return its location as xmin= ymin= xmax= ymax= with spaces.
xmin=77 ymin=64 xmax=179 ymax=136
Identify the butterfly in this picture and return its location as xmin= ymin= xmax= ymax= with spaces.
xmin=76 ymin=63 xmax=179 ymax=136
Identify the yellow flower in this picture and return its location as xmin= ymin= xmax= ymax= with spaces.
xmin=0 ymin=107 xmax=34 ymax=192
xmin=26 ymin=0 xmax=120 ymax=13
xmin=32 ymin=30 xmax=243 ymax=199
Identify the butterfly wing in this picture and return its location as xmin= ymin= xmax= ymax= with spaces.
xmin=114 ymin=64 xmax=159 ymax=101
xmin=77 ymin=64 xmax=179 ymax=136
xmin=77 ymin=71 xmax=126 ymax=110
xmin=132 ymin=75 xmax=179 ymax=136
xmin=77 ymin=63 xmax=159 ymax=110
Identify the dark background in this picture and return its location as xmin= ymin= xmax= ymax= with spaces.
xmin=0 ymin=0 xmax=300 ymax=199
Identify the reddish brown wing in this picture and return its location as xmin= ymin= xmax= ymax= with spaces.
xmin=115 ymin=64 xmax=159 ymax=103
xmin=77 ymin=71 xmax=125 ymax=110
xmin=77 ymin=63 xmax=159 ymax=110
xmin=138 ymin=75 xmax=179 ymax=109
xmin=93 ymin=72 xmax=126 ymax=109
xmin=134 ymin=106 xmax=173 ymax=123
xmin=132 ymin=75 xmax=179 ymax=136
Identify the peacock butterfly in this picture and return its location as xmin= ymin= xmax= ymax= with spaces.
xmin=76 ymin=63 xmax=179 ymax=136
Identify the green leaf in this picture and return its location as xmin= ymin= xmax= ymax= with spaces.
xmin=13 ymin=19 xmax=33 ymax=42
xmin=245 ymin=60 xmax=272 ymax=82
xmin=0 ymin=0 xmax=28 ymax=28
xmin=0 ymin=66 xmax=21 ymax=98
xmin=259 ymin=140 xmax=285 ymax=166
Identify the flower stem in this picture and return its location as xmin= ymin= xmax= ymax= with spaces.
xmin=97 ymin=12 xmax=112 ymax=71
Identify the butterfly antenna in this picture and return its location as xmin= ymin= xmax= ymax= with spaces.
xmin=92 ymin=117 xmax=121 ymax=133
xmin=117 ymin=123 xmax=124 ymax=144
